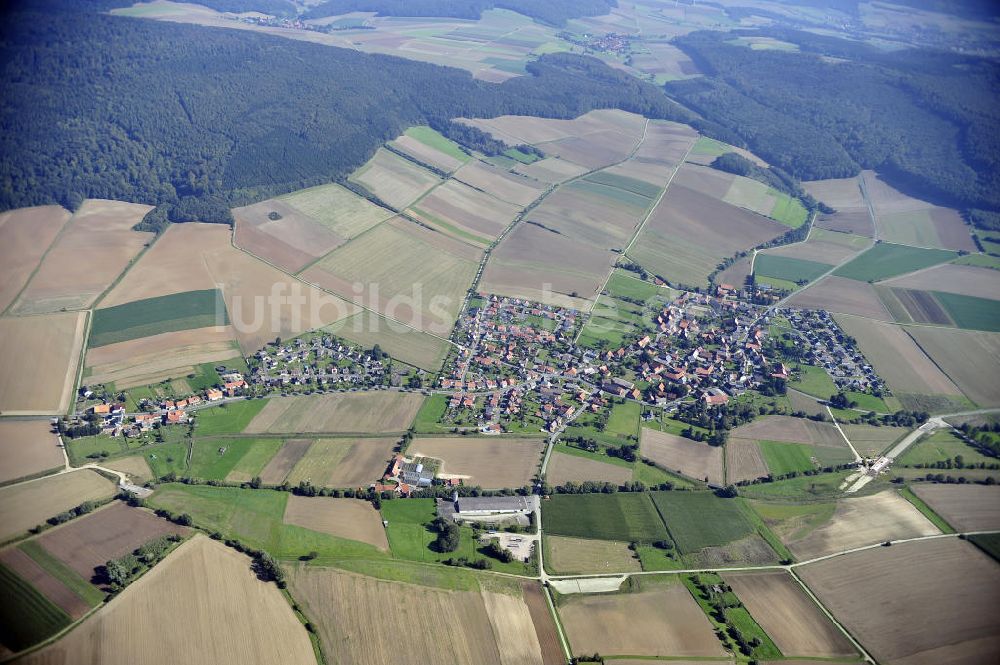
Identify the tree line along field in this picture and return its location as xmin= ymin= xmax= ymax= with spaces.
xmin=0 ymin=470 xmax=117 ymax=544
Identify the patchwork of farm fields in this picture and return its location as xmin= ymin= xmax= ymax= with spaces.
xmin=0 ymin=205 xmax=70 ymax=313
xmin=349 ymin=148 xmax=443 ymax=210
xmin=904 ymin=326 xmax=1000 ymax=407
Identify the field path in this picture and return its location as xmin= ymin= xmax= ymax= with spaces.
xmin=825 ymin=406 xmax=862 ymax=462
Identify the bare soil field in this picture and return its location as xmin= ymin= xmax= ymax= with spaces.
xmin=672 ymin=163 xmax=738 ymax=200
xmin=521 ymin=581 xmax=566 ymax=665
xmin=911 ymin=484 xmax=1000 ymax=531
xmin=0 ymin=311 xmax=87 ymax=414
xmin=283 ymin=496 xmax=388 ymax=550
xmin=350 ymin=148 xmax=443 ymax=210
xmin=454 ymin=160 xmax=547 ymax=207
xmin=542 ymin=129 xmax=642 ymax=170
xmin=763 ymin=231 xmax=870 ymax=266
xmin=289 ymin=566 xmax=536 ymax=665
xmin=798 ymin=538 xmax=1000 ymax=665
xmin=629 ymin=184 xmax=786 ymax=288
xmin=559 ymin=582 xmax=726 ymax=658
xmin=12 ymin=200 xmax=153 ymax=314
xmin=303 ymin=216 xmax=480 ymax=335
xmin=0 ymin=470 xmax=116 ymax=542
xmin=514 ymin=157 xmax=588 ymax=184
xmin=100 ymin=223 xmax=356 ymax=352
xmin=0 ymin=205 xmax=70 ymax=312
xmin=723 ymin=571 xmax=856 ymax=658
xmin=882 ymin=263 xmax=1000 ymax=300
xmin=408 ymin=179 xmax=520 ymax=244
xmin=0 ymin=419 xmax=64 ymax=484
xmin=816 ymin=210 xmax=875 ymax=236
xmin=725 ymin=438 xmax=769 ymax=484
xmin=233 ymin=198 xmax=344 ymax=273
xmin=788 ymin=276 xmax=890 ymax=319
xmin=905 ymin=326 xmax=1000 ymax=407
xmin=628 ymin=120 xmax=697 ymax=169
xmin=409 ymin=436 xmax=544 ymax=489
xmin=390 ymin=135 xmax=465 ymax=173
xmin=547 ymin=450 xmax=633 ymax=487
xmin=37 ymin=502 xmax=188 ymax=585
xmin=246 ymin=391 xmax=424 ymax=435
xmin=884 ymin=287 xmax=953 ymax=325
xmin=279 ymin=183 xmax=393 ymax=239
xmin=0 ymin=546 xmax=91 ymax=618
xmin=84 ymin=325 xmax=242 ymax=388
xmin=285 ymin=437 xmax=396 ymax=488
xmin=546 ymin=535 xmax=640 ymax=575
xmin=785 ymin=491 xmax=939 ymax=560
xmin=787 ymin=389 xmax=829 ymax=418
xmin=259 ymin=439 xmax=312 ymax=485
xmin=840 ymin=424 xmax=907 ymax=458
xmin=532 ymin=183 xmax=646 ymax=247
xmin=640 ymin=428 xmax=723 ymax=485
xmin=22 ymin=535 xmax=316 ymax=665
xmin=835 ymin=315 xmax=962 ymax=397
xmin=730 ymin=416 xmax=845 ymax=447
xmin=803 ymin=176 xmax=865 ymax=210
xmin=716 ymin=256 xmax=752 ymax=290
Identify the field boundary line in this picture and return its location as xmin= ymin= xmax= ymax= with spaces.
xmin=826 ymin=406 xmax=862 ymax=462
xmin=0 ymin=206 xmax=75 ymax=318
xmin=543 ymin=583 xmax=573 ymax=663
xmin=787 ymin=567 xmax=876 ymax=665
xmin=68 ymin=309 xmax=93 ymax=418
xmin=90 ymin=225 xmax=163 ymax=311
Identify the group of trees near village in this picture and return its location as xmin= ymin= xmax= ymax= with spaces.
xmin=0 ymin=1 xmax=686 ymax=225
xmin=668 ymin=28 xmax=1000 ymax=223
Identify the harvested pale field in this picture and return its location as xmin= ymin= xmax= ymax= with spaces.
xmin=725 ymin=438 xmax=769 ymax=484
xmin=100 ymin=223 xmax=357 ymax=352
xmin=632 ymin=120 xmax=697 ymax=169
xmin=285 ymin=437 xmax=396 ymax=488
xmin=390 ymin=135 xmax=465 ymax=173
xmin=882 ymin=263 xmax=1000 ymax=301
xmin=640 ymin=428 xmax=723 ymax=485
xmin=0 ymin=420 xmax=63 ymax=484
xmin=546 ymin=450 xmax=633 ymax=487
xmin=0 ymin=311 xmax=86 ymax=414
xmin=724 ymin=571 xmax=856 ymax=658
xmin=672 ymin=163 xmax=735 ymax=199
xmin=0 ymin=205 xmax=70 ymax=312
xmin=12 ymin=200 xmax=153 ymax=314
xmin=905 ymin=326 xmax=1000 ymax=407
xmin=803 ymin=176 xmax=865 ymax=210
xmin=37 ymin=502 xmax=188 ymax=585
xmin=246 ymin=391 xmax=424 ymax=435
xmin=730 ymin=416 xmax=845 ymax=447
xmin=559 ymin=582 xmax=725 ymax=658
xmin=303 ymin=217 xmax=480 ymax=335
xmin=546 ymin=535 xmax=640 ymax=575
xmin=763 ymin=231 xmax=870 ymax=265
xmin=601 ymin=158 xmax=673 ymax=188
xmin=798 ymin=538 xmax=1000 ymax=665
xmin=325 ymin=310 xmax=450 ymax=370
xmin=629 ymin=185 xmax=786 ymax=288
xmin=0 ymin=470 xmax=116 ymax=542
xmin=233 ymin=198 xmax=344 ymax=273
xmin=84 ymin=326 xmax=241 ymax=388
xmin=835 ymin=315 xmax=962 ymax=397
xmin=279 ymin=183 xmax=393 ymax=239
xmin=409 ymin=437 xmax=544 ymax=489
xmin=454 ymin=160 xmax=547 ymax=207
xmin=862 ymin=170 xmax=927 ymax=214
xmin=289 ymin=566 xmax=538 ymax=665
xmin=259 ymin=439 xmax=312 ymax=485
xmin=530 ymin=182 xmax=647 ymax=247
xmin=283 ymin=495 xmax=388 ymax=550
xmin=521 ymin=581 xmax=565 ymax=665
xmin=0 ymin=545 xmax=92 ymax=619
xmin=461 ymin=110 xmax=644 ymax=147
xmin=513 ymin=157 xmax=588 ymax=184
xmin=787 ymin=276 xmax=890 ymax=319
xmin=409 ymin=179 xmax=520 ymax=244
xmin=840 ymin=424 xmax=907 ymax=458
xmin=349 ymin=148 xmax=443 ymax=210
xmin=482 ymin=588 xmax=546 ymax=665
xmin=787 ymin=389 xmax=829 ymax=418
xmin=542 ymin=129 xmax=643 ymax=170
xmin=877 ymin=208 xmax=975 ymax=252
xmin=911 ymin=484 xmax=1000 ymax=532
xmin=102 ymin=455 xmax=153 ymax=485
xmin=785 ymin=491 xmax=939 ymax=560
xmin=21 ymin=536 xmax=317 ymax=665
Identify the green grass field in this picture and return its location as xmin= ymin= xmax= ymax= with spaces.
xmin=188 ymin=438 xmax=282 ymax=481
xmin=142 ymin=442 xmax=189 ymax=479
xmin=768 ymin=192 xmax=809 ymax=228
xmin=759 ymin=440 xmax=816 ymax=476
xmin=90 ymin=289 xmax=227 ymax=347
xmin=755 ymin=254 xmax=831 ymax=283
xmin=542 ymin=493 xmax=669 ymax=543
xmin=651 ymin=493 xmax=757 ymax=553
xmin=503 ymin=147 xmax=540 ymax=164
xmin=0 ymin=563 xmax=71 ymax=652
xmin=606 ymin=400 xmax=640 ymax=438
xmin=193 ymin=399 xmax=267 ymax=435
xmin=737 ymin=470 xmax=853 ymax=501
xmin=790 ymin=364 xmax=838 ymax=399
xmin=897 ymin=429 xmax=992 ymax=467
xmin=604 ymin=270 xmax=663 ymax=301
xmin=932 ymin=291 xmax=1000 ymax=332
xmin=844 ymin=391 xmax=889 ymax=412
xmin=404 ymin=126 xmax=468 ymax=162
xmin=148 ymin=484 xmax=381 ymax=561
xmin=412 ymin=393 xmax=448 ymax=433
xmin=834 ymin=243 xmax=957 ymax=282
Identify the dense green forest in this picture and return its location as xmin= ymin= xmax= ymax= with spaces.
xmin=302 ymin=0 xmax=616 ymax=26
xmin=0 ymin=2 xmax=684 ymax=223
xmin=667 ymin=29 xmax=1000 ymax=218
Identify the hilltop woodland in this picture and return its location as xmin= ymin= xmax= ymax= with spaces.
xmin=668 ymin=29 xmax=1000 ymax=225
xmin=0 ymin=1 xmax=686 ymax=227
